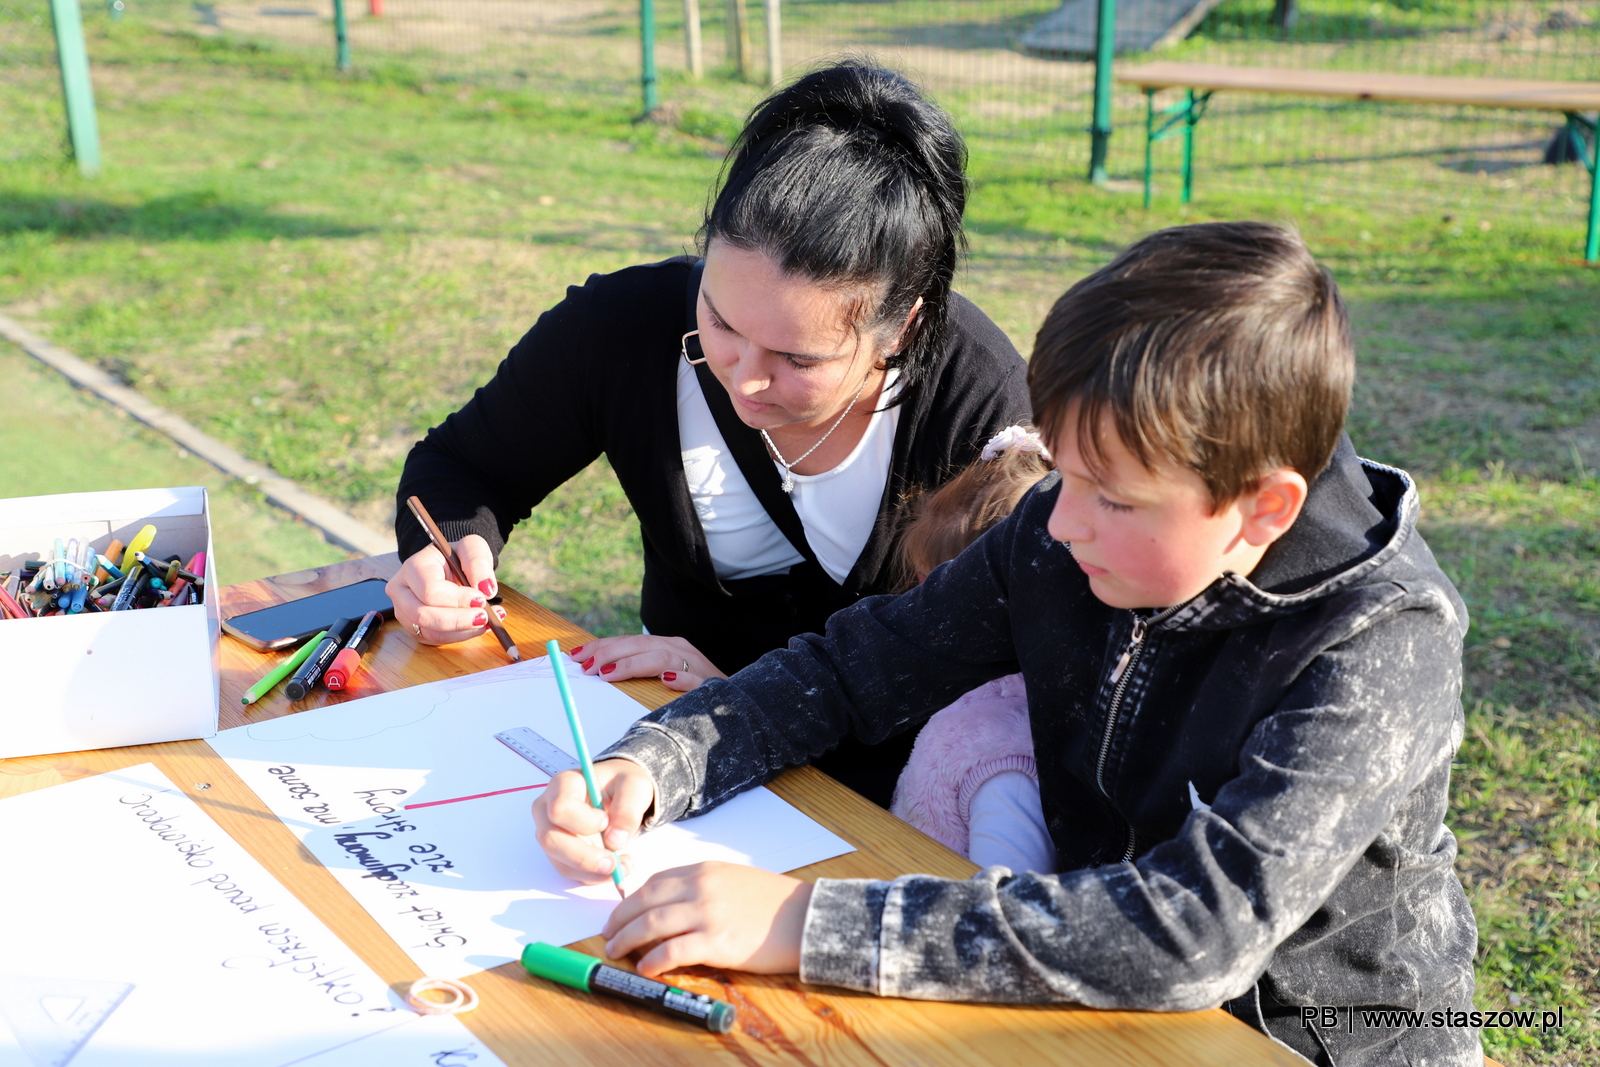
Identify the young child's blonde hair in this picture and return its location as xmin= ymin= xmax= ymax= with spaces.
xmin=896 ymin=426 xmax=1053 ymax=591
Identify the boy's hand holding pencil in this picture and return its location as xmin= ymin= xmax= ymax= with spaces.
xmin=532 ymin=760 xmax=654 ymax=884
xmin=532 ymin=757 xmax=811 ymax=978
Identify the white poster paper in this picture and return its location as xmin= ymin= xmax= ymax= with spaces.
xmin=210 ymin=658 xmax=855 ymax=979
xmin=0 ymin=763 xmax=505 ymax=1067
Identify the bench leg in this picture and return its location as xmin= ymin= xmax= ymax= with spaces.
xmin=1144 ymin=89 xmax=1155 ymax=210
xmin=1146 ymin=90 xmax=1211 ymax=207
xmin=1567 ymin=112 xmax=1600 ymax=263
xmin=1586 ymin=116 xmax=1599 ymax=264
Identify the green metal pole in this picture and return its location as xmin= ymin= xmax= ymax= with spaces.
xmin=1143 ymin=89 xmax=1153 ymax=209
xmin=49 ymin=0 xmax=101 ymax=177
xmin=640 ymin=0 xmax=658 ymax=114
xmin=1182 ymin=89 xmax=1196 ymax=204
xmin=1087 ymin=0 xmax=1116 ymax=185
xmin=1585 ymin=121 xmax=1598 ymax=264
xmin=333 ymin=0 xmax=351 ymax=72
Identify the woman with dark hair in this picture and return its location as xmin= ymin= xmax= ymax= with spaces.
xmin=389 ymin=61 xmax=1030 ymax=805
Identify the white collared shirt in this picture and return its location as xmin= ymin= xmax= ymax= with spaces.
xmin=677 ymin=362 xmax=901 ymax=585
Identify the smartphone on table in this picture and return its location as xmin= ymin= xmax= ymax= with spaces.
xmin=221 ymin=578 xmax=394 ymax=651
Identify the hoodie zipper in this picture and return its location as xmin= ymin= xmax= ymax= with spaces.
xmin=1094 ymin=603 xmax=1184 ymax=863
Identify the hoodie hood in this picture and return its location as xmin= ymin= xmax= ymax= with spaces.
xmin=1251 ymin=433 xmax=1399 ymax=594
xmin=1156 ymin=434 xmax=1463 ymax=635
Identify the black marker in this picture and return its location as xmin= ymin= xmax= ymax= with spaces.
xmin=520 ymin=942 xmax=736 ymax=1033
xmin=111 ymin=566 xmax=147 ymax=611
xmin=284 ymin=616 xmax=358 ymax=700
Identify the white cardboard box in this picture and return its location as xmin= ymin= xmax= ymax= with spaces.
xmin=0 ymin=486 xmax=219 ymax=758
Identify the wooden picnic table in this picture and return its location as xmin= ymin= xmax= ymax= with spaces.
xmin=1119 ymin=63 xmax=1600 ymax=112
xmin=1117 ymin=61 xmax=1600 ymax=262
xmin=0 ymin=555 xmax=1311 ymax=1066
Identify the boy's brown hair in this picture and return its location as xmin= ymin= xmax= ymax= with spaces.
xmin=897 ymin=437 xmax=1053 ymax=591
xmin=1029 ymin=222 xmax=1353 ymax=509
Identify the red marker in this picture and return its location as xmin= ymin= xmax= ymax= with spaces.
xmin=324 ymin=610 xmax=383 ymax=690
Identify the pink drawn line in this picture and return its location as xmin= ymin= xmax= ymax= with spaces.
xmin=404 ymin=783 xmax=548 ymax=810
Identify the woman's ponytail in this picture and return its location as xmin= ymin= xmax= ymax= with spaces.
xmin=701 ymin=60 xmax=968 ymax=399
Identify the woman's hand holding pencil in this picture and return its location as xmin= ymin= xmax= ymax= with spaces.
xmin=387 ymin=533 xmax=504 ymax=645
xmin=387 ymin=499 xmax=520 ymax=662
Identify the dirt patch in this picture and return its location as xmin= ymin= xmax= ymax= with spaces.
xmin=177 ymin=0 xmax=616 ymax=55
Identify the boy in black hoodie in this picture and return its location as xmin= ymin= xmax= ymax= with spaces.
xmin=533 ymin=222 xmax=1480 ymax=1066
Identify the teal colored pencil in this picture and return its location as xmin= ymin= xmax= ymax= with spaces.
xmin=547 ymin=639 xmax=626 ymax=897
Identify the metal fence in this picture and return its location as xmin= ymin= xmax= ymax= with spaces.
xmin=7 ymin=0 xmax=1598 ymax=230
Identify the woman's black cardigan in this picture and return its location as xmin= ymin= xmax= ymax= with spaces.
xmin=394 ymin=256 xmax=1030 ymax=801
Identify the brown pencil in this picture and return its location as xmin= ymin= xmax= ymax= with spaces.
xmin=405 ymin=495 xmax=521 ymax=663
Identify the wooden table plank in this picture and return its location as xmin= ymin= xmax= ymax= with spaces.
xmin=0 ymin=558 xmax=1304 ymax=1066
xmin=1117 ymin=61 xmax=1600 ymax=112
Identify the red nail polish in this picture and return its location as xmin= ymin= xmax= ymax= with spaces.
xmin=662 ymin=671 xmax=677 ymax=681
xmin=600 ymin=663 xmax=616 ymax=675
xmin=478 ymin=579 xmax=495 ymax=596
xmin=471 ymin=612 xmax=487 ymax=627
xmin=470 ymin=596 xmax=485 ymax=608
xmin=571 ymin=644 xmax=585 ymax=655
xmin=493 ymin=606 xmax=506 ymax=620
xmin=582 ymin=657 xmax=595 ymax=670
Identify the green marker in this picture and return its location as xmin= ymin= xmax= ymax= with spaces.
xmin=520 ymin=942 xmax=736 ymax=1033
xmin=547 ymin=638 xmax=626 ymax=897
xmin=242 ymin=631 xmax=327 ymax=705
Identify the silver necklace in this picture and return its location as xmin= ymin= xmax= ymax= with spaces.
xmin=761 ymin=375 xmax=871 ymax=493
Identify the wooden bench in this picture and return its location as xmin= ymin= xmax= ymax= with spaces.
xmin=1116 ymin=62 xmax=1600 ymax=262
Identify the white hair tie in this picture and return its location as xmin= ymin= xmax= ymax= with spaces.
xmin=980 ymin=425 xmax=1051 ymax=463
xmin=405 ymin=977 xmax=479 ymax=1015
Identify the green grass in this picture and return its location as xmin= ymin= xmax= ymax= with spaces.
xmin=1420 ymin=472 xmax=1600 ymax=1061
xmin=2 ymin=17 xmax=1597 ymax=1063
xmin=0 ymin=343 xmax=350 ymax=584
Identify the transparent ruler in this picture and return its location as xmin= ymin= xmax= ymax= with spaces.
xmin=0 ymin=975 xmax=135 ymax=1067
xmin=495 ymin=727 xmax=579 ymax=777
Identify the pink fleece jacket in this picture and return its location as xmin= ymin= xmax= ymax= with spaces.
xmin=889 ymin=673 xmax=1036 ymax=857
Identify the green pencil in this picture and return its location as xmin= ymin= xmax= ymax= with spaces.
xmin=242 ymin=631 xmax=327 ymax=705
xmin=547 ymin=638 xmax=626 ymax=897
